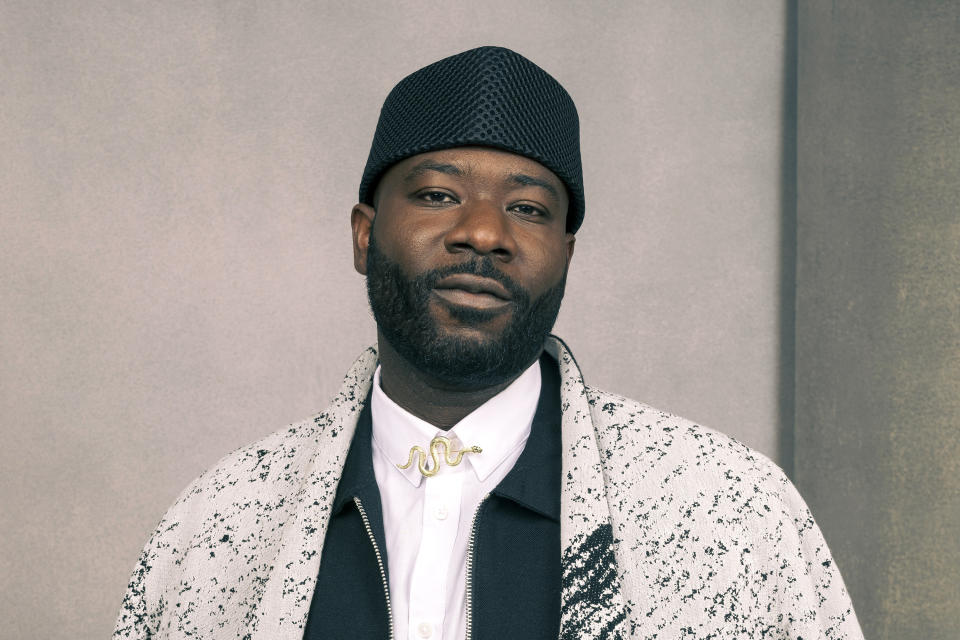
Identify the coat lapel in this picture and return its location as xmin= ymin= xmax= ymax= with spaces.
xmin=251 ymin=346 xmax=378 ymax=640
xmin=546 ymin=336 xmax=629 ymax=639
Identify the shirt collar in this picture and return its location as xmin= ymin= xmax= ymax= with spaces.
xmin=370 ymin=359 xmax=542 ymax=487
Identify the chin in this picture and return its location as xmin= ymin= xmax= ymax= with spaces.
xmin=435 ymin=324 xmax=506 ymax=348
xmin=391 ymin=323 xmax=536 ymax=389
xmin=428 ymin=303 xmax=511 ymax=339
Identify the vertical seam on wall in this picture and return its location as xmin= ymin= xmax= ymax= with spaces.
xmin=779 ymin=0 xmax=799 ymax=480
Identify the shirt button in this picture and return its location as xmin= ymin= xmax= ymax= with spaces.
xmin=434 ymin=504 xmax=449 ymax=520
xmin=417 ymin=622 xmax=432 ymax=638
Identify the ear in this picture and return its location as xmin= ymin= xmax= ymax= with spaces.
xmin=564 ymin=232 xmax=576 ymax=268
xmin=351 ymin=203 xmax=376 ymax=275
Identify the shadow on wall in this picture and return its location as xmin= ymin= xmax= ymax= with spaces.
xmin=777 ymin=0 xmax=798 ymax=480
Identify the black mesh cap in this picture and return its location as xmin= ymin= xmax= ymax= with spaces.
xmin=359 ymin=46 xmax=585 ymax=233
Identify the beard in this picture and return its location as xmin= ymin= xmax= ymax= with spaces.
xmin=365 ymin=233 xmax=567 ymax=389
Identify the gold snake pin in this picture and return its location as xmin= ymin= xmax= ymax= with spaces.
xmin=397 ymin=435 xmax=482 ymax=477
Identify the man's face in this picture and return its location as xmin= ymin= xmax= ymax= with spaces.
xmin=351 ymin=147 xmax=575 ymax=388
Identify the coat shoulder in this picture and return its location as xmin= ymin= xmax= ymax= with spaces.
xmin=583 ymin=385 xmax=804 ymax=577
xmin=174 ymin=413 xmax=330 ymax=514
xmin=178 ymin=347 xmax=375 ymax=511
xmin=133 ymin=414 xmax=327 ymax=569
xmin=114 ymin=411 xmax=346 ymax=638
xmin=584 ymin=387 xmax=862 ymax=637
xmin=585 ymin=386 xmax=784 ymax=487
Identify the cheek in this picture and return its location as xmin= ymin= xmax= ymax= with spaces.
xmin=520 ymin=239 xmax=570 ymax=289
xmin=375 ymin=217 xmax=448 ymax=277
xmin=399 ymin=226 xmax=442 ymax=258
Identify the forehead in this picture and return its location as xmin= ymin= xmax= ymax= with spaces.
xmin=383 ymin=146 xmax=566 ymax=193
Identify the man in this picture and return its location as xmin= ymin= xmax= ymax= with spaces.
xmin=114 ymin=47 xmax=863 ymax=639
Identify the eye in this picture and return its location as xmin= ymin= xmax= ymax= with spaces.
xmin=416 ymin=190 xmax=458 ymax=205
xmin=509 ymin=203 xmax=547 ymax=218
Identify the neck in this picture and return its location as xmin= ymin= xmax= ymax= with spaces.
xmin=375 ymin=331 xmax=536 ymax=430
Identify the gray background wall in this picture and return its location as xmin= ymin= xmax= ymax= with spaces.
xmin=1 ymin=1 xmax=955 ymax=639
xmin=796 ymin=2 xmax=960 ymax=638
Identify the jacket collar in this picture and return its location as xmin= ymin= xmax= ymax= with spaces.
xmin=545 ymin=336 xmax=629 ymax=638
xmin=331 ymin=398 xmax=377 ymax=516
xmin=250 ymin=337 xmax=627 ymax=640
xmin=492 ymin=352 xmax=562 ymax=522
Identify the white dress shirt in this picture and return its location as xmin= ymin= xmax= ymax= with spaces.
xmin=370 ymin=360 xmax=541 ymax=640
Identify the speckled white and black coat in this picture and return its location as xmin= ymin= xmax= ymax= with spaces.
xmin=115 ymin=337 xmax=864 ymax=639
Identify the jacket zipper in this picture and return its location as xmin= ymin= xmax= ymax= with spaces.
xmin=353 ymin=496 xmax=395 ymax=640
xmin=464 ymin=493 xmax=490 ymax=640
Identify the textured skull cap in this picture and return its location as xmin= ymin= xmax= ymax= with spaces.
xmin=359 ymin=46 xmax=585 ymax=233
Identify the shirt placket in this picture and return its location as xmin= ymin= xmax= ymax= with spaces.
xmin=407 ymin=461 xmax=464 ymax=640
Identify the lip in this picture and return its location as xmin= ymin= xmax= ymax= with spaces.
xmin=433 ymin=274 xmax=513 ymax=311
xmin=434 ymin=274 xmax=512 ymax=300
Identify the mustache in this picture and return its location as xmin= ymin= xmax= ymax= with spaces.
xmin=418 ymin=257 xmax=529 ymax=303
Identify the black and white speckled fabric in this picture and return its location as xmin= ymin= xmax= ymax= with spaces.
xmin=114 ymin=337 xmax=863 ymax=639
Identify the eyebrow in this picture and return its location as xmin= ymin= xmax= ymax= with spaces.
xmin=508 ymin=173 xmax=559 ymax=198
xmin=402 ymin=161 xmax=465 ymax=183
xmin=401 ymin=160 xmax=560 ymax=199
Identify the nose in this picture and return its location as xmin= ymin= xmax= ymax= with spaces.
xmin=443 ymin=198 xmax=517 ymax=261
